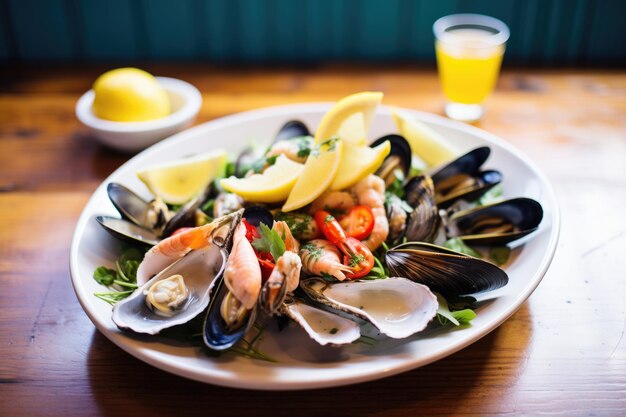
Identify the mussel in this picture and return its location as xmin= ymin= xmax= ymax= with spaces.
xmin=403 ymin=174 xmax=440 ymax=242
xmin=274 ymin=120 xmax=311 ymax=143
xmin=372 ymin=134 xmax=412 ymax=187
xmin=300 ymin=277 xmax=438 ymax=339
xmin=445 ymin=197 xmax=544 ymax=245
xmin=385 ymin=242 xmax=509 ymax=297
xmin=431 ymin=147 xmax=502 ymax=208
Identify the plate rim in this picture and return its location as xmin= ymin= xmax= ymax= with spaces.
xmin=70 ymin=102 xmax=560 ymax=390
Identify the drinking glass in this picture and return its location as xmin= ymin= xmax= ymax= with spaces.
xmin=433 ymin=14 xmax=509 ymax=122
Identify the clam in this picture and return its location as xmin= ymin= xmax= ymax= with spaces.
xmin=300 ymin=277 xmax=438 ymax=339
xmin=446 ymin=197 xmax=544 ymax=245
xmin=280 ymin=296 xmax=361 ymax=346
xmin=111 ymin=244 xmax=227 ymax=335
xmin=371 ymin=134 xmax=412 ymax=187
xmin=431 ymin=147 xmax=502 ymax=208
xmin=385 ymin=242 xmax=509 ymax=297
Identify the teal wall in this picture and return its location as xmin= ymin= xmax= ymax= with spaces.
xmin=1 ymin=0 xmax=624 ymax=65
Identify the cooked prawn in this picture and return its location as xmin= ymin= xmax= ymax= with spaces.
xmin=261 ymin=251 xmax=302 ymax=313
xmin=273 ymin=221 xmax=300 ymax=253
xmin=300 ymin=239 xmax=351 ymax=281
xmin=136 ymin=211 xmax=240 ymax=285
xmin=351 ymin=175 xmax=389 ymax=251
xmin=309 ymin=191 xmax=355 ymax=215
xmin=265 ymin=137 xmax=311 ymax=164
xmin=223 ymin=221 xmax=262 ymax=310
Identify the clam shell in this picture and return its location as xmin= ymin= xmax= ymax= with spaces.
xmin=300 ymin=277 xmax=438 ymax=339
xmin=111 ymin=245 xmax=227 ymax=335
xmin=281 ymin=297 xmax=361 ymax=346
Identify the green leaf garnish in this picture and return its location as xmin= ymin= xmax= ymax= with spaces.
xmin=93 ymin=266 xmax=116 ymax=286
xmin=476 ymin=184 xmax=503 ymax=205
xmin=436 ymin=293 xmax=477 ymax=326
xmin=252 ymin=223 xmax=286 ymax=262
xmin=443 ymin=237 xmax=482 ymax=258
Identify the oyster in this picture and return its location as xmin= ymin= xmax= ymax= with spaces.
xmin=300 ymin=277 xmax=438 ymax=339
xmin=111 ymin=244 xmax=227 ymax=335
xmin=281 ymin=296 xmax=361 ymax=346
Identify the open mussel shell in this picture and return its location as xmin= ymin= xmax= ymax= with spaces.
xmin=300 ymin=277 xmax=438 ymax=339
xmin=431 ymin=147 xmax=502 ymax=208
xmin=447 ymin=197 xmax=544 ymax=245
xmin=403 ymin=174 xmax=440 ymax=242
xmin=372 ymin=134 xmax=412 ymax=187
xmin=385 ymin=242 xmax=509 ymax=297
xmin=274 ymin=120 xmax=311 ymax=143
xmin=107 ymin=183 xmax=150 ymax=226
xmin=111 ymin=245 xmax=227 ymax=335
xmin=202 ymin=275 xmax=258 ymax=351
xmin=95 ymin=215 xmax=159 ymax=247
xmin=161 ymin=185 xmax=213 ymax=238
xmin=281 ymin=296 xmax=361 ymax=346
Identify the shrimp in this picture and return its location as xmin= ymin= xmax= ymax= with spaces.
xmin=300 ymin=239 xmax=351 ymax=281
xmin=309 ymin=191 xmax=355 ymax=215
xmin=136 ymin=211 xmax=241 ymax=285
xmin=223 ymin=222 xmax=262 ymax=310
xmin=261 ymin=251 xmax=302 ymax=313
xmin=273 ymin=220 xmax=300 ymax=253
xmin=351 ymin=175 xmax=389 ymax=251
xmin=265 ymin=136 xmax=313 ymax=164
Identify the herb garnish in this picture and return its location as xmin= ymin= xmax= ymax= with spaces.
xmin=92 ymin=247 xmax=144 ymax=305
xmin=252 ymin=223 xmax=286 ymax=262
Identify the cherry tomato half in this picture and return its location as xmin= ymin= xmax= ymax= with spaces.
xmin=314 ymin=210 xmax=347 ymax=246
xmin=342 ymin=237 xmax=375 ymax=279
xmin=339 ymin=205 xmax=375 ymax=241
xmin=242 ymin=218 xmax=260 ymax=242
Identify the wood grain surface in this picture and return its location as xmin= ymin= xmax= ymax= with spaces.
xmin=0 ymin=65 xmax=625 ymax=416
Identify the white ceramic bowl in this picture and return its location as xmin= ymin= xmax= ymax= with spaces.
xmin=75 ymin=77 xmax=202 ymax=152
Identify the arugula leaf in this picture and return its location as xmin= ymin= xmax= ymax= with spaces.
xmin=490 ymin=246 xmax=511 ymax=266
xmin=93 ymin=266 xmax=116 ymax=286
xmin=436 ymin=293 xmax=477 ymax=326
xmin=251 ymin=223 xmax=286 ymax=262
xmin=443 ymin=237 xmax=482 ymax=258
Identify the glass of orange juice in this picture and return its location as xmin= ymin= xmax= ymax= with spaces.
xmin=433 ymin=14 xmax=509 ymax=122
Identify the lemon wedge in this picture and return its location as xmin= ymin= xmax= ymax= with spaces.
xmin=282 ymin=138 xmax=344 ymax=212
xmin=137 ymin=150 xmax=227 ymax=205
xmin=330 ymin=140 xmax=391 ymax=190
xmin=92 ymin=68 xmax=170 ymax=122
xmin=391 ymin=108 xmax=459 ymax=167
xmin=221 ymin=155 xmax=304 ymax=203
xmin=314 ymin=92 xmax=383 ymax=145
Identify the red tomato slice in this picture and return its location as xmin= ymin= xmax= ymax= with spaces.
xmin=314 ymin=210 xmax=347 ymax=246
xmin=242 ymin=218 xmax=260 ymax=242
xmin=339 ymin=205 xmax=375 ymax=241
xmin=342 ymin=237 xmax=375 ymax=279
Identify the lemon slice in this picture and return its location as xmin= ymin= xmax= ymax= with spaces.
xmin=137 ymin=150 xmax=227 ymax=204
xmin=391 ymin=108 xmax=459 ymax=167
xmin=330 ymin=140 xmax=391 ymax=190
xmin=282 ymin=138 xmax=344 ymax=212
xmin=92 ymin=68 xmax=171 ymax=122
xmin=314 ymin=92 xmax=383 ymax=145
xmin=221 ymin=155 xmax=304 ymax=203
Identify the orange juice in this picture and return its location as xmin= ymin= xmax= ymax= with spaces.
xmin=435 ymin=29 xmax=505 ymax=104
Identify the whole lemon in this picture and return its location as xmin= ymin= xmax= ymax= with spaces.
xmin=92 ymin=68 xmax=171 ymax=122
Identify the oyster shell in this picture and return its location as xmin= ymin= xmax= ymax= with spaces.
xmin=111 ymin=245 xmax=227 ymax=335
xmin=281 ymin=296 xmax=361 ymax=346
xmin=300 ymin=277 xmax=438 ymax=339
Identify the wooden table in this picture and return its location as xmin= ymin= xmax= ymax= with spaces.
xmin=1 ymin=66 xmax=625 ymax=416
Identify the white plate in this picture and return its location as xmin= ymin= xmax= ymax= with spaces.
xmin=70 ymin=103 xmax=560 ymax=390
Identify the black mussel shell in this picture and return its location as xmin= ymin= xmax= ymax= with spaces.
xmin=274 ymin=120 xmax=311 ymax=143
xmin=372 ymin=134 xmax=412 ymax=185
xmin=161 ymin=185 xmax=213 ymax=238
xmin=95 ymin=215 xmax=159 ymax=247
xmin=448 ymin=197 xmax=544 ymax=245
xmin=432 ymin=147 xmax=491 ymax=184
xmin=385 ymin=242 xmax=509 ymax=296
xmin=243 ymin=206 xmax=274 ymax=228
xmin=403 ymin=175 xmax=440 ymax=242
xmin=107 ymin=182 xmax=150 ymax=226
xmin=203 ymin=275 xmax=257 ymax=350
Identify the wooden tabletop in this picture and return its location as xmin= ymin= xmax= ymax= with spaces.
xmin=1 ymin=65 xmax=625 ymax=416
